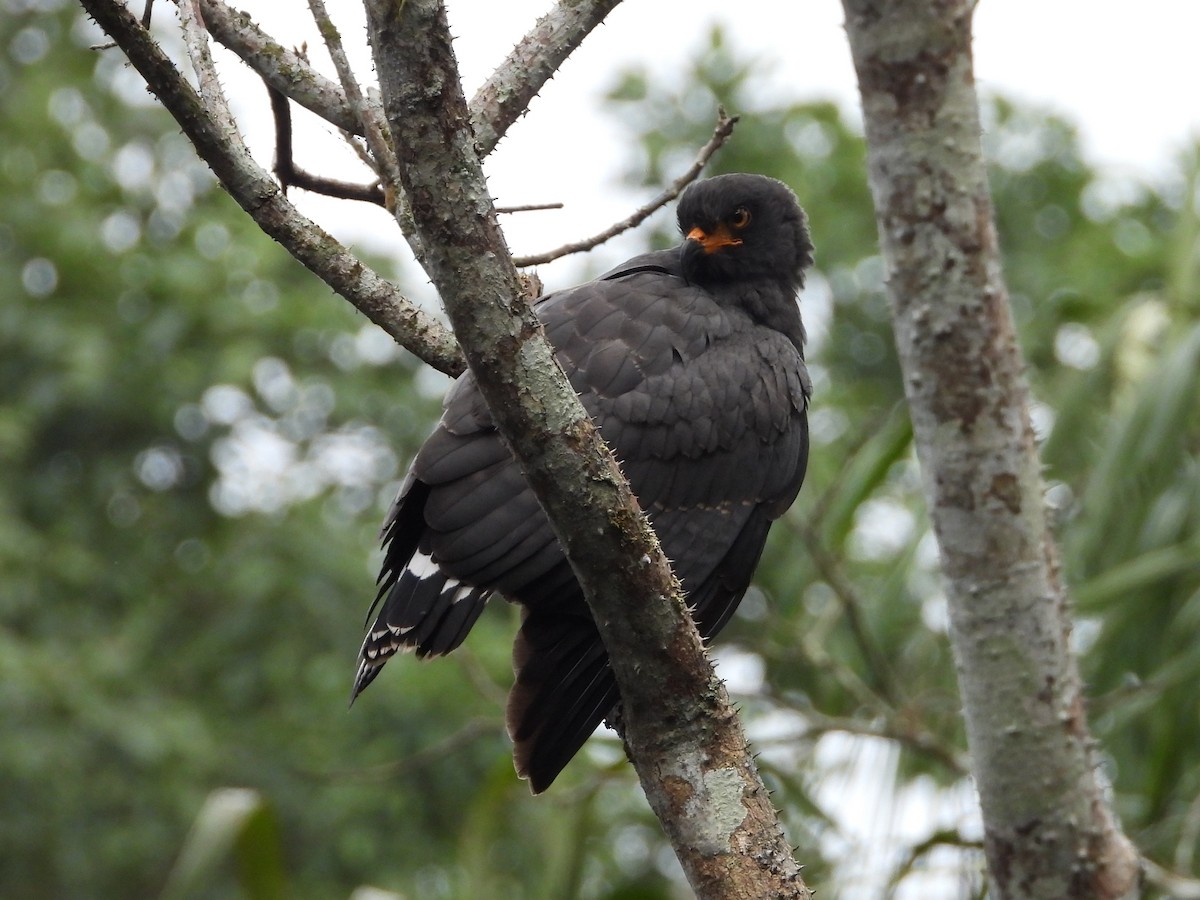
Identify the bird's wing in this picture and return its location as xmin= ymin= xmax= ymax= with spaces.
xmin=540 ymin=267 xmax=810 ymax=606
xmin=507 ymin=268 xmax=810 ymax=791
xmin=356 ymin=262 xmax=810 ymax=793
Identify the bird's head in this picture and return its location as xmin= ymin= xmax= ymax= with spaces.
xmin=677 ymin=174 xmax=814 ymax=293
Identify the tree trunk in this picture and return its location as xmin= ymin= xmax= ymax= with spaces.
xmin=840 ymin=1 xmax=1139 ymax=896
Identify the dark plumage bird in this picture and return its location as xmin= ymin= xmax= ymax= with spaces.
xmin=353 ymin=173 xmax=814 ymax=793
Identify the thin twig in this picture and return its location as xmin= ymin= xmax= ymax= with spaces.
xmin=83 ymin=0 xmax=465 ymax=377
xmin=806 ymin=399 xmax=910 ymax=532
xmin=337 ymin=717 xmax=501 ymax=781
xmin=303 ymin=0 xmax=426 ymax=267
xmin=800 ymin=708 xmax=970 ymax=776
xmin=512 ymin=109 xmax=739 ymax=267
xmin=1143 ymin=858 xmax=1200 ymax=899
xmin=887 ymin=830 xmax=984 ymax=893
xmin=756 ymin=689 xmax=970 ymax=775
xmin=455 ymin=647 xmax=510 ymax=708
xmin=1176 ymin=786 xmax=1200 ymax=875
xmin=799 ymin=624 xmax=896 ymax=716
xmin=342 ymin=129 xmax=377 ymax=172
xmin=269 ymin=87 xmax=384 ymax=204
xmin=496 ymin=202 xmax=564 ymax=214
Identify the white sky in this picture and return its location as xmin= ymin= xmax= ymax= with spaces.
xmin=220 ymin=0 xmax=1200 ymax=288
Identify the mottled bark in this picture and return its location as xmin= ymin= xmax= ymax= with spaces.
xmin=840 ymin=1 xmax=1139 ymax=897
xmin=362 ymin=1 xmax=809 ymax=896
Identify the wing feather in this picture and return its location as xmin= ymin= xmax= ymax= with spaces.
xmin=355 ymin=257 xmax=811 ymax=793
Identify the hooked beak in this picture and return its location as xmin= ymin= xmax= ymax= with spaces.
xmin=686 ymin=223 xmax=742 ymax=254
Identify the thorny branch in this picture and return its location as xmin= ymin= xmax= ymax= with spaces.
xmin=299 ymin=0 xmax=432 ymax=269
xmin=197 ymin=0 xmax=622 ymax=159
xmin=176 ymin=0 xmax=238 ymax=140
xmin=469 ymin=0 xmax=623 ymax=155
xmin=364 ymin=0 xmax=808 ymax=893
xmin=512 ymin=109 xmax=739 ymax=267
xmin=198 ymin=0 xmax=362 ymax=134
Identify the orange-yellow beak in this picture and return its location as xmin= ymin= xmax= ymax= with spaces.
xmin=686 ymin=223 xmax=743 ymax=254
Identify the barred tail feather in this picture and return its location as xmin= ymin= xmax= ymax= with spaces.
xmin=351 ymin=550 xmax=490 ymax=703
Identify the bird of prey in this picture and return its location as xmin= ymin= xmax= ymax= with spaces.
xmin=353 ymin=173 xmax=814 ymax=793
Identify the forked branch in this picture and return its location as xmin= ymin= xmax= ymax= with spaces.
xmin=269 ymin=87 xmax=384 ymax=205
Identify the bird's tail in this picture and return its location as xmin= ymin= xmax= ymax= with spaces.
xmin=351 ymin=551 xmax=490 ymax=703
xmin=505 ymin=609 xmax=620 ymax=793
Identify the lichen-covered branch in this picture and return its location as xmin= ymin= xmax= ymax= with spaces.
xmin=469 ymin=0 xmax=622 ymax=155
xmin=840 ymin=0 xmax=1138 ymax=896
xmin=198 ymin=0 xmax=362 ymax=135
xmin=198 ymin=0 xmax=621 ymax=160
xmin=82 ymin=0 xmax=464 ymax=377
xmin=362 ymin=0 xmax=809 ymax=896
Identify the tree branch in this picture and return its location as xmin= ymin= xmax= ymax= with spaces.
xmin=198 ymin=0 xmax=363 ymax=135
xmin=469 ymin=0 xmax=622 ymax=155
xmin=1143 ymin=858 xmax=1200 ymax=899
xmin=496 ymin=202 xmax=564 ymax=214
xmin=361 ymin=1 xmax=809 ymax=896
xmin=198 ymin=0 xmax=622 ymax=159
xmin=268 ymin=86 xmax=384 ymax=205
xmin=795 ymin=705 xmax=970 ymax=776
xmin=512 ymin=110 xmax=739 ymax=267
xmin=176 ymin=0 xmax=239 ymax=139
xmin=82 ymin=0 xmax=464 ymax=377
xmin=304 ymin=0 xmax=401 ymax=192
xmin=840 ymin=1 xmax=1138 ymax=896
xmin=786 ymin=517 xmax=903 ymax=706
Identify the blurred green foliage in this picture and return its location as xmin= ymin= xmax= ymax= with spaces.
xmin=3 ymin=9 xmax=1199 ymax=900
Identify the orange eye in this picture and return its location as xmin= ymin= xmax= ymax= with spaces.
xmin=730 ymin=207 xmax=752 ymax=229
